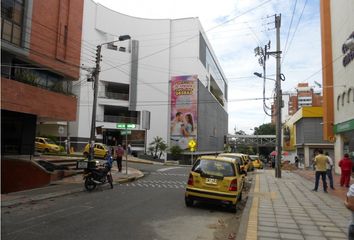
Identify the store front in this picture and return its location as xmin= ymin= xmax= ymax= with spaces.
xmin=334 ymin=119 xmax=354 ymax=173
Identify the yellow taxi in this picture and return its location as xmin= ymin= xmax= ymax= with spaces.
xmin=219 ymin=153 xmax=252 ymax=173
xmin=249 ymin=155 xmax=263 ymax=169
xmin=83 ymin=143 xmax=109 ymax=159
xmin=35 ymin=137 xmax=61 ymax=153
xmin=185 ymin=155 xmax=245 ymax=212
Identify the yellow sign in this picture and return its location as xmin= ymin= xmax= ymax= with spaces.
xmin=188 ymin=139 xmax=196 ymax=148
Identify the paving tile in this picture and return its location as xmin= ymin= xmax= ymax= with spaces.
xmin=258 ymin=237 xmax=280 ymax=240
xmin=298 ymin=224 xmax=319 ymax=230
xmin=323 ymin=231 xmax=347 ymax=238
xmin=304 ymin=236 xmax=326 ymax=240
xmin=318 ymin=226 xmax=342 ymax=232
xmin=258 ymin=226 xmax=278 ymax=232
xmin=278 ymin=228 xmax=301 ymax=234
xmin=300 ymin=229 xmax=323 ymax=236
xmin=279 ymin=233 xmax=304 ymax=240
xmin=277 ymin=223 xmax=299 ymax=229
xmin=258 ymin=231 xmax=280 ymax=238
xmin=259 ymin=221 xmax=277 ymax=227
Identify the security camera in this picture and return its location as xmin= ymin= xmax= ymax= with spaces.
xmin=344 ymin=37 xmax=354 ymax=51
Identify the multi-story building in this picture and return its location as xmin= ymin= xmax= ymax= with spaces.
xmin=1 ymin=0 xmax=84 ymax=155
xmin=320 ymin=0 xmax=354 ymax=171
xmin=271 ymin=83 xmax=322 ymax=124
xmin=70 ymin=0 xmax=228 ymax=158
xmin=288 ymin=83 xmax=322 ymax=116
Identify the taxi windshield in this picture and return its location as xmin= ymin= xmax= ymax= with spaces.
xmin=192 ymin=160 xmax=235 ymax=177
xmin=45 ymin=138 xmax=56 ymax=144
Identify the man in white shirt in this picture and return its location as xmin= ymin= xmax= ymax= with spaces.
xmin=326 ymin=152 xmax=335 ymax=190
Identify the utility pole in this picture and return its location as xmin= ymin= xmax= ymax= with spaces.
xmin=88 ymin=45 xmax=101 ymax=161
xmin=88 ymin=35 xmax=131 ymax=162
xmin=275 ymin=14 xmax=282 ymax=178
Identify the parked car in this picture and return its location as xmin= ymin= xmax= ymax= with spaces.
xmin=185 ymin=155 xmax=245 ymax=212
xmin=35 ymin=137 xmax=61 ymax=153
xmin=249 ymin=155 xmax=263 ymax=169
xmin=83 ymin=143 xmax=109 ymax=159
xmin=219 ymin=153 xmax=253 ymax=172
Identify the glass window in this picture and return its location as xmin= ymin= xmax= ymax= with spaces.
xmin=1 ymin=0 xmax=24 ymax=46
xmin=192 ymin=159 xmax=235 ymax=177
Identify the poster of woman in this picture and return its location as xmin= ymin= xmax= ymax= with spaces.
xmin=170 ymin=75 xmax=198 ymax=150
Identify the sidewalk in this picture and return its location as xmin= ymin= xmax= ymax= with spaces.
xmin=1 ymin=166 xmax=143 ymax=208
xmin=239 ymin=169 xmax=351 ymax=240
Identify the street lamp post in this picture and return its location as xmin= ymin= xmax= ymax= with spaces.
xmin=88 ymin=35 xmax=131 ymax=161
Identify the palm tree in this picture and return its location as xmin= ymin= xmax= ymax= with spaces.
xmin=149 ymin=136 xmax=167 ymax=159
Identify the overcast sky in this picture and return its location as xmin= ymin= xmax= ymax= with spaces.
xmin=95 ymin=0 xmax=322 ymax=134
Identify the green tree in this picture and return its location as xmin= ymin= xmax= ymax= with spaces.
xmin=253 ymin=123 xmax=276 ymax=135
xmin=149 ymin=136 xmax=167 ymax=159
xmin=169 ymin=145 xmax=183 ymax=160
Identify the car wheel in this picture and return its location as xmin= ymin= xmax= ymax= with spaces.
xmin=185 ymin=196 xmax=193 ymax=207
xmin=84 ymin=177 xmax=96 ymax=191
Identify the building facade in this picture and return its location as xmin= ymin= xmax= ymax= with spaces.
xmin=320 ymin=0 xmax=354 ymax=166
xmin=283 ymin=107 xmax=334 ymax=168
xmin=1 ymin=0 xmax=84 ymax=155
xmin=70 ymin=0 xmax=228 ymax=156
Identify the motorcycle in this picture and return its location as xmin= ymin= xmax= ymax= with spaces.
xmin=83 ymin=157 xmax=114 ymax=191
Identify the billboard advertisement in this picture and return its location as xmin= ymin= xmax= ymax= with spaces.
xmin=170 ymin=75 xmax=198 ymax=150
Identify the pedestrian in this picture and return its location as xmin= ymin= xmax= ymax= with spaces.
xmin=312 ymin=149 xmax=329 ymax=192
xmin=127 ymin=143 xmax=132 ymax=155
xmin=295 ymin=156 xmax=299 ymax=168
xmin=325 ymin=152 xmax=335 ymax=190
xmin=339 ymin=153 xmax=353 ymax=188
xmin=115 ymin=144 xmax=124 ymax=172
xmin=344 ymin=184 xmax=354 ymax=240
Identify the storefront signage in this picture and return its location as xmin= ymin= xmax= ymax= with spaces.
xmin=342 ymin=32 xmax=354 ymax=67
xmin=334 ymin=119 xmax=354 ymax=133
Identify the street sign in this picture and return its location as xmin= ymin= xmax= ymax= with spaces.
xmin=121 ymin=130 xmax=132 ymax=135
xmin=188 ymin=139 xmax=196 ymax=148
xmin=116 ymin=123 xmax=136 ymax=129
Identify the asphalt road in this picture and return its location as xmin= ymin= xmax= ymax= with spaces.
xmin=2 ymin=163 xmax=247 ymax=240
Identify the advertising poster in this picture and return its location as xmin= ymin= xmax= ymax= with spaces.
xmin=170 ymin=75 xmax=198 ymax=150
xmin=283 ymin=123 xmax=296 ymax=151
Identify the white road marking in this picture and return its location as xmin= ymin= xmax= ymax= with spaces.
xmin=156 ymin=167 xmax=182 ymax=172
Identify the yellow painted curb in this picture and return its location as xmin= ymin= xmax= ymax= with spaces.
xmin=245 ymin=174 xmax=260 ymax=240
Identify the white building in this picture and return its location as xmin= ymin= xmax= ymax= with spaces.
xmin=321 ymin=0 xmax=354 ymax=173
xmin=69 ymin=0 xmax=228 ymax=158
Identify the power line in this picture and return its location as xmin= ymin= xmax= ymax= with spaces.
xmin=282 ymin=0 xmax=308 ymax=63
xmin=100 ymin=0 xmax=272 ymax=73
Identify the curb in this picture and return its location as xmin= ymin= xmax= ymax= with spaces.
xmin=2 ymin=172 xmax=145 ymax=208
xmin=236 ymin=176 xmax=255 ymax=240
